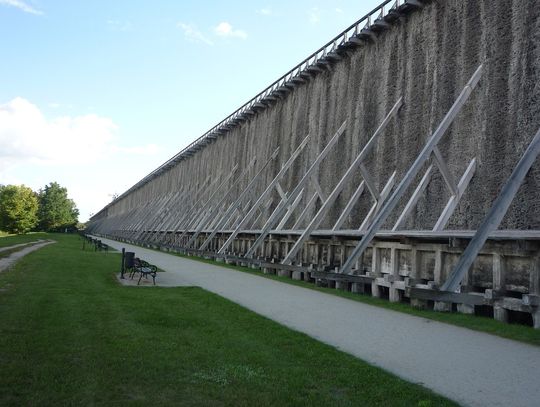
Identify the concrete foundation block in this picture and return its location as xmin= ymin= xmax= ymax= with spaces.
xmin=493 ymin=306 xmax=509 ymax=323
xmin=215 ymin=258 xmax=224 ymax=263
xmin=532 ymin=310 xmax=540 ymax=330
xmin=411 ymin=298 xmax=428 ymax=309
xmin=278 ymin=270 xmax=292 ymax=278
xmin=263 ymin=268 xmax=275 ymax=275
xmin=457 ymin=303 xmax=475 ymax=315
xmin=351 ymin=282 xmax=365 ymax=294
xmin=389 ymin=287 xmax=401 ymax=303
xmin=335 ymin=281 xmax=348 ymax=291
xmin=291 ymin=271 xmax=303 ymax=281
xmin=434 ymin=301 xmax=452 ymax=312
xmin=371 ymin=282 xmax=380 ymax=298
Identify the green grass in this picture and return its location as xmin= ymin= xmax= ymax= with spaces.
xmin=0 ymin=234 xmax=455 ymax=406
xmin=150 ymin=249 xmax=540 ymax=347
xmin=0 ymin=232 xmax=49 ymax=248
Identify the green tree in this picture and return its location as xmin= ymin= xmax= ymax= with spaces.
xmin=38 ymin=182 xmax=79 ymax=232
xmin=0 ymin=184 xmax=39 ymax=234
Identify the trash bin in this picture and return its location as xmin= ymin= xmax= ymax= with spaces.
xmin=125 ymin=252 xmax=135 ymax=269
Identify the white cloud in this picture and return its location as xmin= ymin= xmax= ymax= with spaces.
xmin=257 ymin=8 xmax=272 ymax=16
xmin=0 ymin=0 xmax=42 ymax=15
xmin=214 ymin=22 xmax=247 ymax=39
xmin=177 ymin=22 xmax=214 ymax=46
xmin=308 ymin=7 xmax=321 ymax=24
xmin=0 ymin=97 xmax=117 ymax=168
xmin=0 ymin=97 xmax=163 ymax=222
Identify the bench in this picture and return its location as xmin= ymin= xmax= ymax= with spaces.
xmin=129 ymin=257 xmax=158 ymax=285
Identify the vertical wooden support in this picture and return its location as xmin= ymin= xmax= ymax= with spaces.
xmin=388 ymin=247 xmax=401 ymax=302
xmin=371 ymin=246 xmax=381 ymax=298
xmin=492 ymin=253 xmax=508 ymax=323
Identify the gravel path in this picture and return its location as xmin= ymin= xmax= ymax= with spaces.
xmin=0 ymin=240 xmax=56 ymax=273
xmin=99 ymin=237 xmax=540 ymax=407
xmin=0 ymin=240 xmax=44 ymax=253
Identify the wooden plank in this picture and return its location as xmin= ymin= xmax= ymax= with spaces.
xmin=311 ymin=271 xmax=373 ymax=284
xmin=408 ymin=287 xmax=490 ymax=305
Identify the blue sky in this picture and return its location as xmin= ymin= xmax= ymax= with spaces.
xmin=0 ymin=0 xmax=382 ymax=221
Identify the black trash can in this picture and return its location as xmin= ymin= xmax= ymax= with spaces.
xmin=125 ymin=252 xmax=135 ymax=269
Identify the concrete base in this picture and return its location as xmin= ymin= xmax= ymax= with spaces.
xmin=263 ymin=268 xmax=276 ymax=275
xmin=457 ymin=303 xmax=475 ymax=314
xmin=335 ymin=281 xmax=348 ymax=291
xmin=533 ymin=310 xmax=540 ymax=329
xmin=278 ymin=269 xmax=292 ymax=278
xmin=434 ymin=301 xmax=452 ymax=312
xmin=292 ymin=271 xmax=303 ymax=281
xmin=493 ymin=306 xmax=509 ymax=323
xmin=351 ymin=282 xmax=365 ymax=294
xmin=215 ymin=258 xmax=224 ymax=263
xmin=411 ymin=298 xmax=428 ymax=310
xmin=371 ymin=281 xmax=381 ymax=298
xmin=389 ymin=287 xmax=401 ymax=303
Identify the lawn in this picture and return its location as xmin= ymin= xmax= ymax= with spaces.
xmin=0 ymin=234 xmax=456 ymax=406
xmin=0 ymin=232 xmax=49 ymax=248
xmin=153 ymin=249 xmax=540 ymax=347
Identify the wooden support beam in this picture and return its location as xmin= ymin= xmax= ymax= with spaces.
xmin=408 ymin=287 xmax=490 ymax=306
xmin=433 ymin=158 xmax=476 ymax=231
xmin=392 ymin=165 xmax=433 ymax=231
xmin=340 ymin=65 xmax=483 ymax=274
xmin=217 ymin=134 xmax=310 ymax=254
xmin=441 ymin=126 xmax=540 ymax=291
xmin=332 ymin=181 xmax=365 ymax=230
xmin=245 ymin=121 xmax=347 ymax=257
xmin=282 ymin=98 xmax=402 ymax=264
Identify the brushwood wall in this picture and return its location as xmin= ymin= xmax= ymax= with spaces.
xmin=90 ymin=0 xmax=540 ymax=233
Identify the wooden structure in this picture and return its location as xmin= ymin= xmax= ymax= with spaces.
xmin=88 ymin=0 xmax=540 ymax=328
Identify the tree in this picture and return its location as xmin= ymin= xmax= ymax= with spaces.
xmin=38 ymin=182 xmax=79 ymax=232
xmin=0 ymin=185 xmax=39 ymax=233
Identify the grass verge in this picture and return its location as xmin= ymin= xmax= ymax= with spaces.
xmin=0 ymin=234 xmax=455 ymax=406
xmin=137 ymin=245 xmax=540 ymax=347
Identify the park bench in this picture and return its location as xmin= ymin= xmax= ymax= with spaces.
xmin=129 ymin=257 xmax=158 ymax=285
